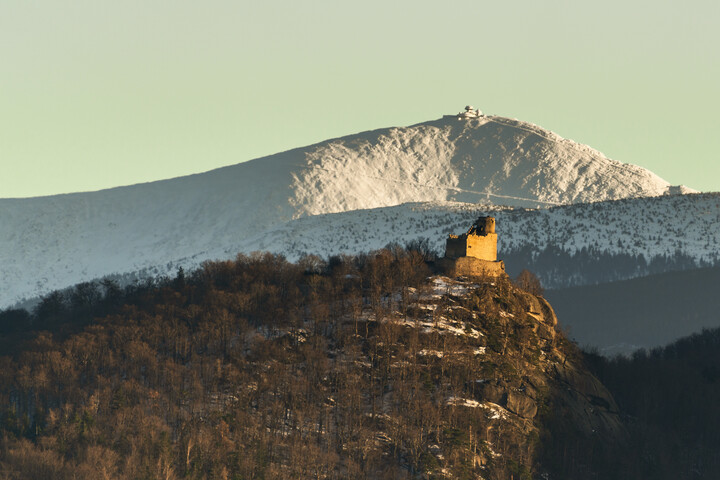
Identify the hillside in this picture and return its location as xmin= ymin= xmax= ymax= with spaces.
xmin=0 ymin=251 xmax=623 ymax=479
xmin=546 ymin=265 xmax=720 ymax=354
xmin=0 ymin=113 xmax=692 ymax=308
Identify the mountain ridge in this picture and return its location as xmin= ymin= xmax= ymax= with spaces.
xmin=244 ymin=193 xmax=720 ymax=281
xmin=0 ymin=114 xmax=696 ymax=308
xmin=287 ymin=115 xmax=689 ymax=214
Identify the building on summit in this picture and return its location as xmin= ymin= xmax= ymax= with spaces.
xmin=457 ymin=105 xmax=483 ymax=119
xmin=438 ymin=216 xmax=505 ymax=277
xmin=442 ymin=105 xmax=484 ymax=121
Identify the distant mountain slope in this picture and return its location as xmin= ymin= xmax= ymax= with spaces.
xmin=4 ymin=192 xmax=718 ymax=310
xmin=246 ymin=193 xmax=720 ymax=282
xmin=545 ymin=266 xmax=720 ymax=355
xmin=0 ymin=114 xmax=693 ymax=308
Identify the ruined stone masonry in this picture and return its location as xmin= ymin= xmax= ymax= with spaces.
xmin=438 ymin=216 xmax=506 ymax=277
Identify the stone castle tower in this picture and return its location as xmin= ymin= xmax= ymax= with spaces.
xmin=445 ymin=216 xmax=497 ymax=261
xmin=439 ymin=216 xmax=505 ymax=277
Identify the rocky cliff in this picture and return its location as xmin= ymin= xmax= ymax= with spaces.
xmin=426 ymin=275 xmax=624 ymax=477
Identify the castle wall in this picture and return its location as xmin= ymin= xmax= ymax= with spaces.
xmin=466 ymin=233 xmax=497 ymax=261
xmin=437 ymin=257 xmax=505 ymax=278
xmin=446 ymin=236 xmax=469 ymax=258
xmin=443 ymin=216 xmax=501 ymax=277
xmin=446 ymin=233 xmax=497 ymax=261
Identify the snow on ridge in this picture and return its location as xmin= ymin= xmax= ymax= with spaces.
xmin=0 ymin=113 xmax=696 ymax=308
xmin=3 ymin=192 xmax=715 ymax=310
xmin=244 ymin=192 xmax=720 ymax=272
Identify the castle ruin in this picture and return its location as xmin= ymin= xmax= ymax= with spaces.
xmin=446 ymin=216 xmax=497 ymax=261
xmin=439 ymin=216 xmax=505 ymax=277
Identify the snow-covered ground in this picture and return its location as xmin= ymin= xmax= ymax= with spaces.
xmin=245 ymin=193 xmax=720 ymax=266
xmin=3 ymin=193 xmax=718 ymax=309
xmin=0 ymin=114 xmax=697 ymax=308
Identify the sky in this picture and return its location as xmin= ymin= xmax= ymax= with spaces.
xmin=1 ymin=0 xmax=718 ymax=198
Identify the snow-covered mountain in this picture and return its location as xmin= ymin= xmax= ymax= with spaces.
xmin=285 ymin=115 xmax=688 ymax=212
xmin=0 ymin=113 xmax=695 ymax=308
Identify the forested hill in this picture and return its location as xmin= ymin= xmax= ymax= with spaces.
xmin=0 ymin=250 xmax=624 ymax=479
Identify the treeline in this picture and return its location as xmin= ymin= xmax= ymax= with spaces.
xmin=584 ymin=328 xmax=720 ymax=479
xmin=503 ymin=245 xmax=708 ymax=288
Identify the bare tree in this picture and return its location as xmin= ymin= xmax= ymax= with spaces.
xmin=514 ymin=270 xmax=544 ymax=296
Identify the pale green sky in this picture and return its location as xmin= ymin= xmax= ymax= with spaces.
xmin=1 ymin=0 xmax=718 ymax=198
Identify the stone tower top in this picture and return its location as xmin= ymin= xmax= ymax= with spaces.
xmin=467 ymin=216 xmax=495 ymax=236
xmin=445 ymin=216 xmax=498 ymax=261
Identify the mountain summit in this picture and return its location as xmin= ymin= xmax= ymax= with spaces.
xmin=0 ymin=112 xmax=693 ymax=307
xmin=287 ymin=113 xmax=688 ymax=213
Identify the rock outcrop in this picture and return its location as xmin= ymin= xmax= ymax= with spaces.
xmin=416 ymin=275 xmax=625 ymax=476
